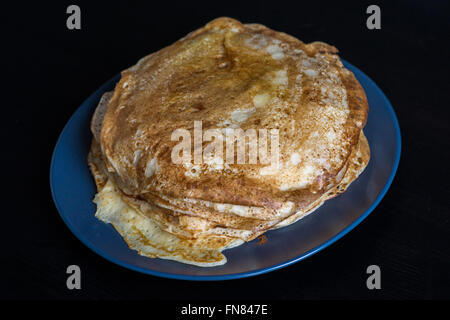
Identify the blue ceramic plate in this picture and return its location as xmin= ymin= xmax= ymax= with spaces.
xmin=50 ymin=61 xmax=401 ymax=280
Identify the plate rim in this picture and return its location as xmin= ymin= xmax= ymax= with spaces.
xmin=50 ymin=60 xmax=401 ymax=281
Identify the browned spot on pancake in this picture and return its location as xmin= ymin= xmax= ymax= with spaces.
xmin=257 ymin=235 xmax=267 ymax=245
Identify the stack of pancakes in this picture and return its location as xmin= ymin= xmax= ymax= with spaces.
xmin=88 ymin=17 xmax=370 ymax=266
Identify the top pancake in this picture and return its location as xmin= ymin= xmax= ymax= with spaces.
xmin=99 ymin=17 xmax=369 ymax=214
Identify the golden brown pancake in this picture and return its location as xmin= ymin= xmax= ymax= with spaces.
xmin=88 ymin=17 xmax=370 ymax=266
xmin=89 ymin=133 xmax=369 ymax=242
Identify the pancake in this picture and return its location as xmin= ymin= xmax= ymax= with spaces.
xmin=88 ymin=130 xmax=369 ymax=266
xmin=87 ymin=17 xmax=370 ymax=266
xmin=88 ymin=130 xmax=368 ymax=265
xmin=89 ymin=139 xmax=271 ymax=241
xmin=94 ymin=179 xmax=243 ymax=267
xmin=100 ymin=17 xmax=367 ymax=208
xmin=89 ymin=130 xmax=369 ymax=235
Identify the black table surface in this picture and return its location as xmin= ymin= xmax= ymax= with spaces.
xmin=2 ymin=0 xmax=450 ymax=300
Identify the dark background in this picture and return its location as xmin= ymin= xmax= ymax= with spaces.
xmin=2 ymin=0 xmax=450 ymax=300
